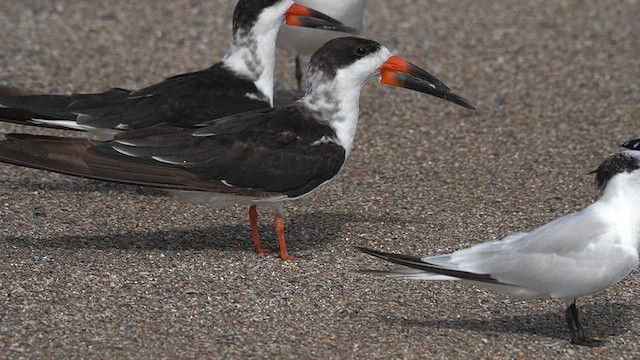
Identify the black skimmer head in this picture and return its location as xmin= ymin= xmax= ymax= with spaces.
xmin=304 ymin=37 xmax=475 ymax=109
xmin=299 ymin=37 xmax=475 ymax=156
xmin=232 ymin=0 xmax=357 ymax=35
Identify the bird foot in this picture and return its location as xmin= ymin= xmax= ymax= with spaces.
xmin=255 ymin=247 xmax=273 ymax=255
xmin=279 ymin=253 xmax=305 ymax=261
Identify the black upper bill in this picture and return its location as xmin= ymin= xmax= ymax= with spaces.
xmin=285 ymin=5 xmax=358 ymax=33
xmin=380 ymin=56 xmax=476 ymax=110
xmin=396 ymin=71 xmax=476 ymax=110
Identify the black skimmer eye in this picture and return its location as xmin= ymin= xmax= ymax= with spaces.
xmin=355 ymin=46 xmax=369 ymax=57
xmin=379 ymin=56 xmax=477 ymax=110
xmin=285 ymin=3 xmax=358 ymax=33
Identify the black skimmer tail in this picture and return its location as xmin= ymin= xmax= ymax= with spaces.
xmin=277 ymin=0 xmax=367 ymax=90
xmin=0 ymin=37 xmax=475 ymax=260
xmin=357 ymin=149 xmax=640 ymax=345
xmin=0 ymin=0 xmax=356 ymax=139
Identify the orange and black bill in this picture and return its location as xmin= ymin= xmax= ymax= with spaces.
xmin=380 ymin=56 xmax=476 ymax=110
xmin=285 ymin=3 xmax=358 ymax=33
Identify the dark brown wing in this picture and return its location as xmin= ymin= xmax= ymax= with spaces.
xmin=0 ymin=133 xmax=276 ymax=197
xmin=0 ymin=64 xmax=270 ymax=132
xmin=0 ymin=104 xmax=346 ymax=199
xmin=93 ymin=104 xmax=347 ymax=198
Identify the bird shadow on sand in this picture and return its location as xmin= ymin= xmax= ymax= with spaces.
xmin=2 ymin=211 xmax=398 ymax=254
xmin=376 ymin=302 xmax=639 ymax=345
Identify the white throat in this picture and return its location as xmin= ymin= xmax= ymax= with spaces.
xmin=599 ymin=171 xmax=640 ymax=208
xmin=299 ymin=78 xmax=362 ymax=158
xmin=221 ymin=3 xmax=293 ymax=106
xmin=299 ymin=47 xmax=393 ymax=157
xmin=594 ymin=170 xmax=640 ymax=248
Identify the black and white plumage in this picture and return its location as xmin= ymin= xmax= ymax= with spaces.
xmin=358 ymin=150 xmax=640 ymax=345
xmin=0 ymin=0 xmax=355 ymax=139
xmin=0 ymin=37 xmax=475 ymax=259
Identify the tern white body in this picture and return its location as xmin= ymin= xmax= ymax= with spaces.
xmin=360 ymin=149 xmax=640 ymax=344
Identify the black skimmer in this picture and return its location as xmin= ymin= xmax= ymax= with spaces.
xmin=0 ymin=37 xmax=475 ymax=260
xmin=277 ymin=0 xmax=367 ymax=90
xmin=0 ymin=0 xmax=355 ymax=139
xmin=357 ymin=149 xmax=640 ymax=345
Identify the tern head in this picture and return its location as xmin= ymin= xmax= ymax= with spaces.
xmin=304 ymin=37 xmax=476 ymax=110
xmin=621 ymin=138 xmax=640 ymax=151
xmin=232 ymin=0 xmax=357 ymax=36
xmin=592 ymin=150 xmax=640 ymax=197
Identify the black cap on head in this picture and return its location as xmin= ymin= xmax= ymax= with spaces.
xmin=308 ymin=37 xmax=382 ymax=78
xmin=232 ymin=0 xmax=280 ymax=33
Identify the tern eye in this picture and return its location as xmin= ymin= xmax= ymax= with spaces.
xmin=355 ymin=46 xmax=368 ymax=56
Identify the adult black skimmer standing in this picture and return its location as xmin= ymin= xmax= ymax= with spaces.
xmin=277 ymin=0 xmax=367 ymax=90
xmin=357 ymin=149 xmax=640 ymax=345
xmin=0 ymin=0 xmax=355 ymax=139
xmin=0 ymin=37 xmax=475 ymax=260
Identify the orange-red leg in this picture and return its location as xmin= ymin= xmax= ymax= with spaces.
xmin=275 ymin=210 xmax=300 ymax=260
xmin=249 ymin=205 xmax=271 ymax=255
